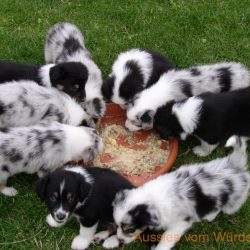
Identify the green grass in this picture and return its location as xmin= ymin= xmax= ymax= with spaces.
xmin=0 ymin=0 xmax=249 ymax=249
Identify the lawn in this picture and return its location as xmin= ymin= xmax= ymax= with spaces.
xmin=0 ymin=0 xmax=249 ymax=249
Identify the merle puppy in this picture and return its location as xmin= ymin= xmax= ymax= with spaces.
xmin=125 ymin=62 xmax=250 ymax=131
xmin=113 ymin=136 xmax=250 ymax=250
xmin=45 ymin=22 xmax=106 ymax=119
xmin=154 ymin=87 xmax=250 ymax=156
xmin=0 ymin=122 xmax=103 ymax=196
xmin=0 ymin=80 xmax=95 ymax=127
xmin=0 ymin=61 xmax=88 ymax=100
xmin=35 ymin=166 xmax=133 ymax=250
xmin=102 ymin=48 xmax=174 ymax=108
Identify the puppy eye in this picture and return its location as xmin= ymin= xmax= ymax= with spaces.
xmin=50 ymin=196 xmax=57 ymax=202
xmin=126 ymin=227 xmax=136 ymax=234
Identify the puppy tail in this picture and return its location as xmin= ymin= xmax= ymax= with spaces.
xmin=225 ymin=135 xmax=248 ymax=169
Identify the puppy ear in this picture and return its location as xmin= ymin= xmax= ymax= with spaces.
xmin=102 ymin=75 xmax=115 ymax=100
xmin=49 ymin=65 xmax=66 ymax=83
xmin=35 ymin=175 xmax=49 ymax=201
xmin=140 ymin=110 xmax=155 ymax=125
xmin=78 ymin=178 xmax=91 ymax=203
xmin=129 ymin=204 xmax=159 ymax=227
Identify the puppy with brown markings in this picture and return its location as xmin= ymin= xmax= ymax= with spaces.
xmin=0 ymin=61 xmax=88 ymax=100
xmin=0 ymin=122 xmax=103 ymax=196
xmin=35 ymin=166 xmax=133 ymax=250
xmin=112 ymin=136 xmax=250 ymax=250
xmin=45 ymin=22 xmax=106 ymax=119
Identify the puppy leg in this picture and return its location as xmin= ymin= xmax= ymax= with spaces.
xmin=0 ymin=172 xmax=17 ymax=197
xmin=193 ymin=139 xmax=218 ymax=156
xmin=102 ymin=235 xmax=120 ymax=249
xmin=46 ymin=214 xmax=66 ymax=228
xmin=154 ymin=220 xmax=192 ymax=250
xmin=94 ymin=230 xmax=110 ymax=243
xmin=71 ymin=222 xmax=98 ymax=250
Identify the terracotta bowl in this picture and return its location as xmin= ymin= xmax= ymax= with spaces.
xmin=95 ymin=103 xmax=179 ymax=187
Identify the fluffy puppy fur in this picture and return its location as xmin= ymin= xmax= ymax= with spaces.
xmin=154 ymin=87 xmax=250 ymax=156
xmin=0 ymin=80 xmax=95 ymax=127
xmin=125 ymin=62 xmax=250 ymax=131
xmin=45 ymin=22 xmax=106 ymax=118
xmin=35 ymin=166 xmax=133 ymax=250
xmin=113 ymin=136 xmax=250 ymax=250
xmin=102 ymin=48 xmax=174 ymax=108
xmin=0 ymin=61 xmax=88 ymax=100
xmin=0 ymin=122 xmax=103 ymax=197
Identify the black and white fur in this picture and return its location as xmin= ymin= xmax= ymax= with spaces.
xmin=102 ymin=48 xmax=174 ymax=108
xmin=0 ymin=80 xmax=95 ymax=127
xmin=154 ymin=87 xmax=250 ymax=156
xmin=0 ymin=61 xmax=88 ymax=100
xmin=45 ymin=22 xmax=106 ymax=118
xmin=113 ymin=136 xmax=250 ymax=250
xmin=0 ymin=122 xmax=103 ymax=196
xmin=125 ymin=62 xmax=250 ymax=131
xmin=35 ymin=166 xmax=133 ymax=249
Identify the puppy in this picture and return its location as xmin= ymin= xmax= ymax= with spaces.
xmin=0 ymin=80 xmax=95 ymax=127
xmin=0 ymin=61 xmax=88 ymax=100
xmin=0 ymin=122 xmax=103 ymax=196
xmin=35 ymin=166 xmax=133 ymax=250
xmin=102 ymin=48 xmax=174 ymax=108
xmin=125 ymin=62 xmax=250 ymax=131
xmin=113 ymin=136 xmax=250 ymax=250
xmin=154 ymin=87 xmax=250 ymax=156
xmin=45 ymin=22 xmax=106 ymax=118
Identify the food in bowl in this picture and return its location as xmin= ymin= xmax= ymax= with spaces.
xmin=93 ymin=124 xmax=170 ymax=175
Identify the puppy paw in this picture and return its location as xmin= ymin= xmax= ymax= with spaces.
xmin=85 ymin=98 xmax=106 ymax=119
xmin=71 ymin=235 xmax=91 ymax=250
xmin=1 ymin=187 xmax=18 ymax=196
xmin=46 ymin=214 xmax=64 ymax=228
xmin=102 ymin=235 xmax=120 ymax=249
xmin=94 ymin=230 xmax=110 ymax=243
xmin=192 ymin=146 xmax=210 ymax=157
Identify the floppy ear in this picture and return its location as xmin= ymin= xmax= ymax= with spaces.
xmin=49 ymin=65 xmax=66 ymax=82
xmin=35 ymin=175 xmax=49 ymax=201
xmin=102 ymin=75 xmax=115 ymax=100
xmin=130 ymin=204 xmax=159 ymax=227
xmin=78 ymin=178 xmax=91 ymax=203
xmin=140 ymin=110 xmax=155 ymax=124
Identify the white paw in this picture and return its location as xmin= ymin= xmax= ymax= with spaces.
xmin=46 ymin=214 xmax=64 ymax=228
xmin=103 ymin=235 xmax=120 ymax=249
xmin=192 ymin=146 xmax=210 ymax=156
xmin=37 ymin=171 xmax=45 ymax=178
xmin=94 ymin=230 xmax=110 ymax=243
xmin=71 ymin=235 xmax=91 ymax=250
xmin=1 ymin=187 xmax=18 ymax=196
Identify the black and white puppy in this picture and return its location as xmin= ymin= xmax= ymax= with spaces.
xmin=0 ymin=80 xmax=95 ymax=127
xmin=45 ymin=22 xmax=106 ymax=119
xmin=35 ymin=166 xmax=133 ymax=250
xmin=0 ymin=61 xmax=88 ymax=100
xmin=154 ymin=87 xmax=250 ymax=156
xmin=0 ymin=122 xmax=103 ymax=196
xmin=125 ymin=62 xmax=250 ymax=131
xmin=113 ymin=136 xmax=250 ymax=250
xmin=102 ymin=48 xmax=175 ymax=108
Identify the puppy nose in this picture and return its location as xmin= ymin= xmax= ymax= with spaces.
xmin=56 ymin=212 xmax=66 ymax=221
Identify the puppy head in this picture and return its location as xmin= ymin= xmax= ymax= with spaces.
xmin=154 ymin=102 xmax=184 ymax=140
xmin=125 ymin=109 xmax=155 ymax=131
xmin=35 ymin=170 xmax=91 ymax=224
xmin=113 ymin=190 xmax=159 ymax=244
xmin=49 ymin=62 xmax=88 ymax=101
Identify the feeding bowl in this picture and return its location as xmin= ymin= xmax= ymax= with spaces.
xmin=93 ymin=103 xmax=178 ymax=187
